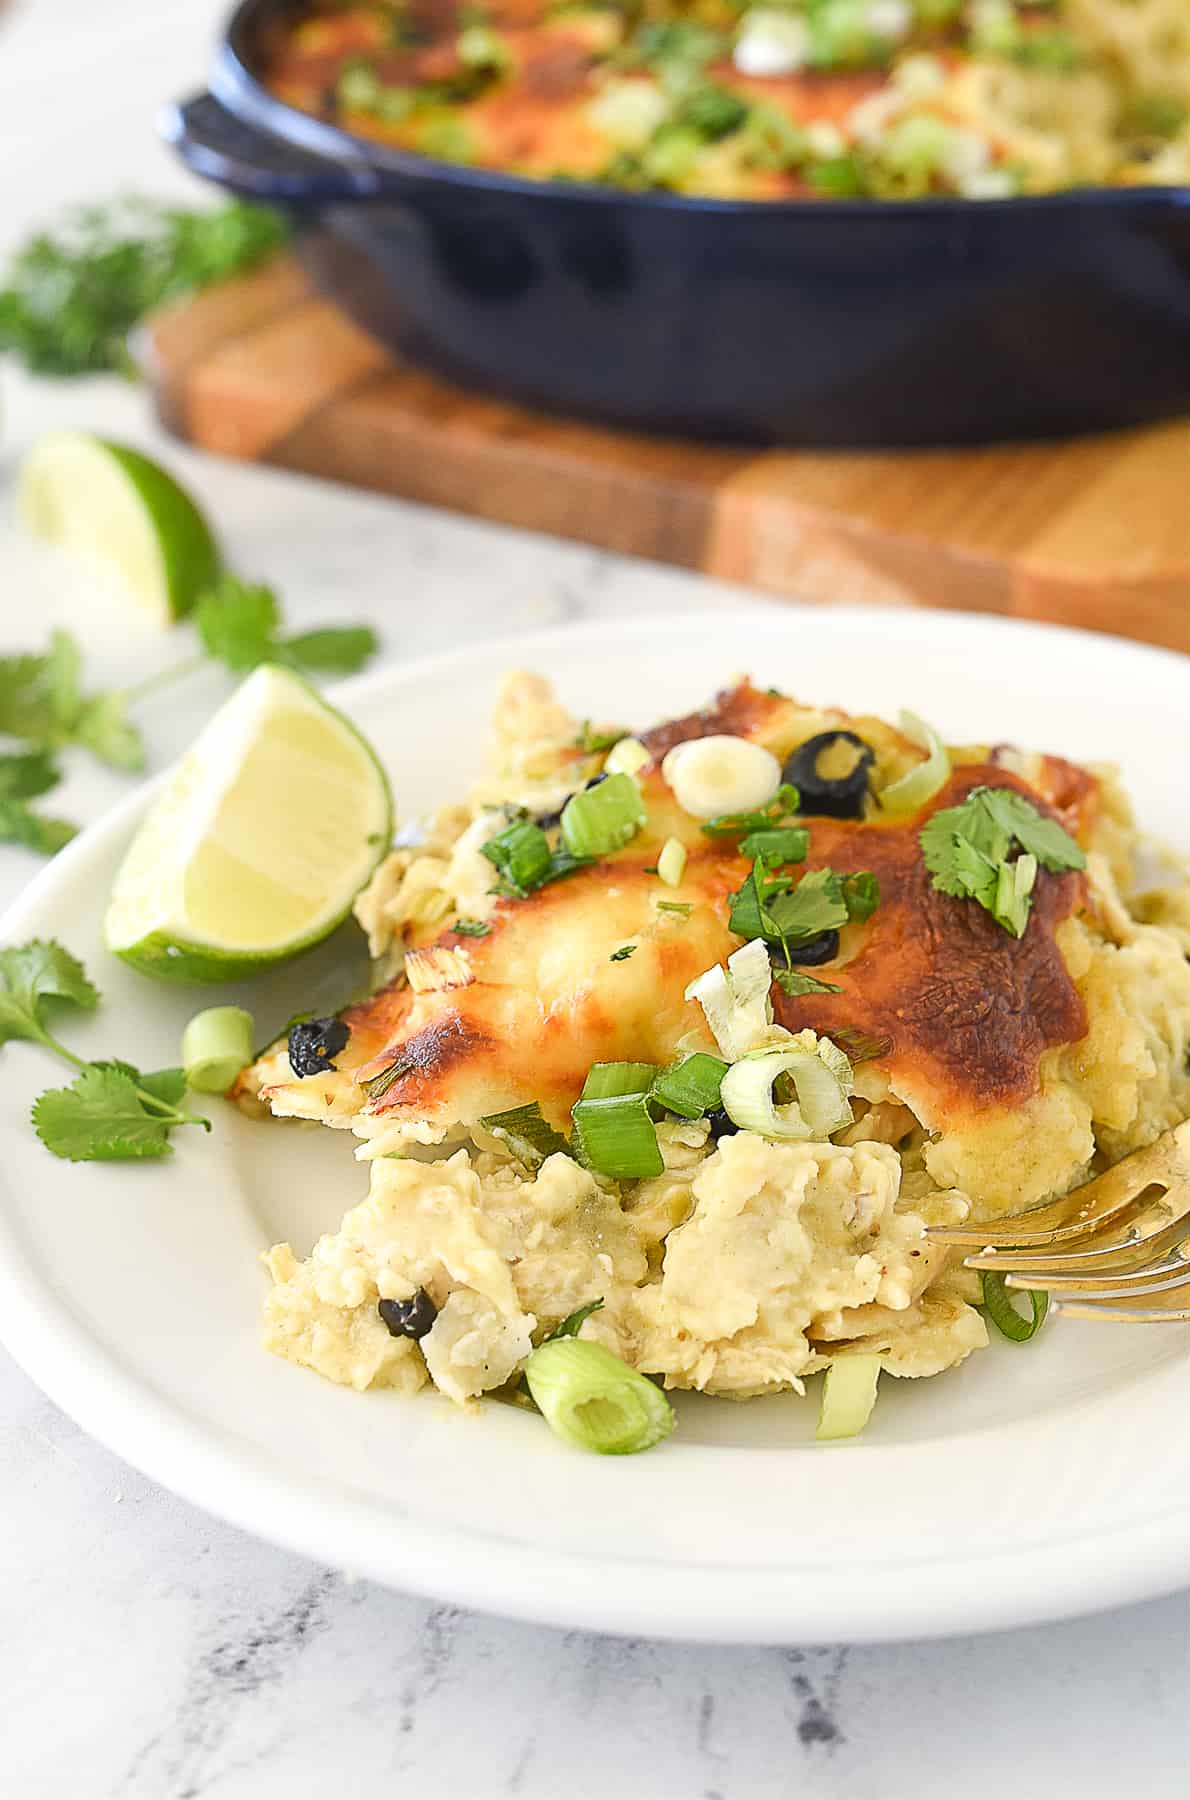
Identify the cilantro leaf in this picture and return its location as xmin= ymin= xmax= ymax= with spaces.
xmin=195 ymin=577 xmax=381 ymax=682
xmin=920 ymin=786 xmax=1084 ymax=936
xmin=0 ymin=749 xmax=61 ymax=801
xmin=276 ymin=627 xmax=380 ymax=677
xmin=0 ymin=800 xmax=77 ymax=857
xmin=103 ymin=1051 xmax=191 ymax=1108
xmin=71 ymin=692 xmax=143 ymax=771
xmin=842 ymin=871 xmax=881 ymax=923
xmin=0 ymin=196 xmax=289 ymax=378
xmin=0 ymin=940 xmax=98 ymax=1047
xmin=767 ymin=868 xmax=850 ymax=940
xmin=977 ymin=787 xmax=1087 ymax=872
xmin=0 ymin=632 xmax=144 ymax=771
xmin=33 ymin=1064 xmax=176 ymax=1161
xmin=773 ymin=967 xmax=842 ymax=997
xmin=610 ymin=944 xmax=636 ymax=961
xmin=195 ymin=578 xmax=281 ymax=672
xmin=0 ymin=653 xmax=58 ymax=742
xmin=0 ymin=750 xmax=76 ymax=856
xmin=45 ymin=629 xmax=82 ymax=726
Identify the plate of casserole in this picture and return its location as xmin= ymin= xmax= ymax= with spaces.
xmin=1 ymin=605 xmax=1189 ymax=1644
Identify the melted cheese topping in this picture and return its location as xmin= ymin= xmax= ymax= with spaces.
xmin=262 ymin=681 xmax=1096 ymax=1160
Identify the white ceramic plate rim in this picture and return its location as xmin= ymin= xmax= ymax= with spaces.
xmin=2 ymin=605 xmax=1189 ymax=1645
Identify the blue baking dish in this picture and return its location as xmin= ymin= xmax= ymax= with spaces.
xmin=164 ymin=0 xmax=1190 ymax=447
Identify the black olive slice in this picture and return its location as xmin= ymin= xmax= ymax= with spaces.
xmin=784 ymin=731 xmax=875 ymax=820
xmin=378 ymin=1290 xmax=438 ymax=1341
xmin=786 ymin=928 xmax=840 ymax=966
xmin=287 ymin=1016 xmax=350 ymax=1078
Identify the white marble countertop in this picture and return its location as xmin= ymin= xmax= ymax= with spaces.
xmin=1 ymin=3 xmax=1188 ymax=1794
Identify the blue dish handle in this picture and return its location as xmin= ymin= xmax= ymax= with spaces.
xmin=162 ymin=93 xmax=381 ymax=206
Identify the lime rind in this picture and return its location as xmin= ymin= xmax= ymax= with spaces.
xmin=18 ymin=430 xmax=220 ymax=624
xmin=105 ymin=666 xmax=392 ymax=985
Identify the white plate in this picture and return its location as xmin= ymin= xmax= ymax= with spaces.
xmin=2 ymin=606 xmax=1189 ymax=1645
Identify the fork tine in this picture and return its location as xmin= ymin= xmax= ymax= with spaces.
xmin=1005 ymin=1253 xmax=1190 ymax=1298
xmin=927 ymin=1124 xmax=1190 ymax=1251
xmin=965 ymin=1212 xmax=1190 ymax=1277
xmin=1052 ymin=1274 xmax=1190 ymax=1322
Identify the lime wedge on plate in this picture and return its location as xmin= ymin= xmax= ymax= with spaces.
xmin=18 ymin=431 xmax=220 ymax=624
xmin=105 ymin=665 xmax=392 ymax=983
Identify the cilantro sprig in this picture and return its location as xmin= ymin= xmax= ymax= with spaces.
xmin=0 ymin=630 xmax=142 ymax=772
xmin=729 ymin=855 xmax=880 ymax=958
xmin=919 ymin=786 xmax=1085 ymax=938
xmin=0 ymin=197 xmax=289 ymax=379
xmin=0 ymin=750 xmax=77 ymax=856
xmin=193 ymin=577 xmax=379 ymax=678
xmin=0 ymin=584 xmax=379 ymax=859
xmin=0 ymin=941 xmax=208 ymax=1160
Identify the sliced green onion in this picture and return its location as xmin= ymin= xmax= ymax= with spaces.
xmin=655 ymin=899 xmax=693 ymax=917
xmin=581 ymin=1060 xmax=658 ymax=1100
xmin=481 ymin=818 xmax=553 ymax=892
xmin=547 ymin=1298 xmax=605 ymax=1341
xmin=981 ymin=1270 xmax=1049 ymax=1342
xmin=571 ymin=1093 xmax=663 ymax=1179
xmin=650 ymin=1052 xmax=728 ymax=1119
xmin=657 ymin=836 xmax=687 ymax=887
xmin=738 ymin=826 xmax=809 ymax=865
xmin=720 ymin=1040 xmax=853 ymax=1141
xmin=701 ymin=782 xmax=800 ymax=838
xmin=479 ymin=1101 xmax=571 ymax=1169
xmin=453 ymin=917 xmax=491 ymax=937
xmin=604 ymin=735 xmax=650 ymax=776
xmin=879 ymin=711 xmax=950 ymax=815
xmin=524 ymin=1338 xmax=675 ymax=1455
xmin=994 ymin=852 xmax=1037 ymax=939
xmin=816 ymin=1356 xmax=882 ymax=1442
xmin=181 ymin=1006 xmax=254 ymax=1095
xmin=361 ymin=1058 xmax=409 ymax=1103
xmin=686 ymin=938 xmax=773 ymax=1059
xmin=560 ymin=772 xmax=646 ymax=858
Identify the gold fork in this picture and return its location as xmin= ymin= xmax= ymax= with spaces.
xmin=926 ymin=1121 xmax=1190 ymax=1322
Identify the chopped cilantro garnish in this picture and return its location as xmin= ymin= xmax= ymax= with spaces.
xmin=730 ymin=857 xmax=880 ymax=955
xmin=453 ymin=917 xmax=491 ymax=937
xmin=0 ymin=940 xmax=208 ymax=1160
xmin=773 ymin=968 xmax=842 ymax=998
xmin=610 ymin=944 xmax=636 ymax=961
xmin=481 ymin=818 xmax=592 ymax=898
xmin=919 ymin=785 xmax=1085 ymax=938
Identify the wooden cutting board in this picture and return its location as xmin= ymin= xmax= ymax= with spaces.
xmin=142 ymin=247 xmax=1190 ymax=654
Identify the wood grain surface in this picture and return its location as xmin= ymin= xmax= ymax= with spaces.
xmin=142 ymin=248 xmax=1190 ymax=654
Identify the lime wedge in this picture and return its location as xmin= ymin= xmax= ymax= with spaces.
xmin=18 ymin=431 xmax=220 ymax=624
xmin=105 ymin=665 xmax=392 ymax=983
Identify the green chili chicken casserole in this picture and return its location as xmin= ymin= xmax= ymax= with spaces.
xmin=239 ymin=672 xmax=1190 ymax=1450
xmin=263 ymin=0 xmax=1190 ymax=200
